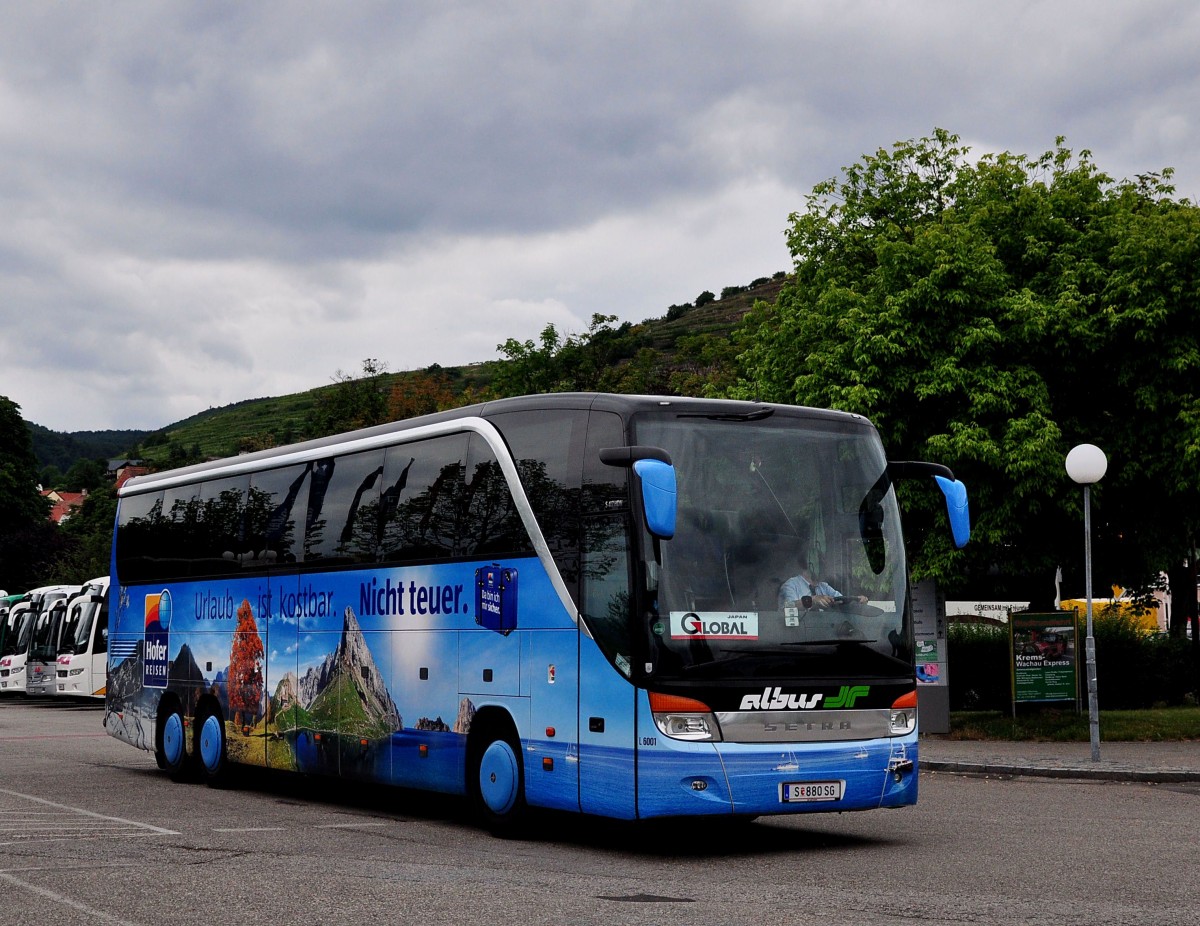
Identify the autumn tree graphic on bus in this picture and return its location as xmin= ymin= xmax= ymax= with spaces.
xmin=228 ymin=600 xmax=265 ymax=730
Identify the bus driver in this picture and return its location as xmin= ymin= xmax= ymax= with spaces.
xmin=777 ymin=542 xmax=868 ymax=611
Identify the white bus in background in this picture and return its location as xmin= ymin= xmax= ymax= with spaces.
xmin=0 ymin=596 xmax=35 ymax=692
xmin=25 ymin=585 xmax=82 ymax=696
xmin=55 ymin=577 xmax=110 ymax=700
xmin=2 ymin=586 xmax=73 ymax=695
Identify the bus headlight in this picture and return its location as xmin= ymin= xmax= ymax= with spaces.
xmin=648 ymin=692 xmax=722 ymax=742
xmin=889 ymin=689 xmax=918 ymax=736
xmin=69 ymin=668 xmax=86 ymax=676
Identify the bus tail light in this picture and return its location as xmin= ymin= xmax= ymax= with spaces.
xmin=889 ymin=689 xmax=917 ymax=736
xmin=649 ymin=692 xmax=722 ymax=742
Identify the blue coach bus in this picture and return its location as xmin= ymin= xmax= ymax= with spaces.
xmin=105 ymin=393 xmax=969 ymax=832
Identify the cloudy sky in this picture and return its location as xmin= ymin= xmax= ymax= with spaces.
xmin=2 ymin=2 xmax=1198 ymax=433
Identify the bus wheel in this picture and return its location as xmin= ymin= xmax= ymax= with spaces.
xmin=197 ymin=707 xmax=230 ymax=788
xmin=155 ymin=703 xmax=192 ymax=782
xmin=471 ymin=728 xmax=528 ymax=836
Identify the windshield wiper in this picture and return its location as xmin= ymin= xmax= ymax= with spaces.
xmin=679 ymin=642 xmax=865 ymax=673
xmin=676 ymin=407 xmax=774 ymax=422
xmin=681 ymin=648 xmax=801 ymax=674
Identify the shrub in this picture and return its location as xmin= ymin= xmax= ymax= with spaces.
xmin=947 ymin=613 xmax=1199 ymax=710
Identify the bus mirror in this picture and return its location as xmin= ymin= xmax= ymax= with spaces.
xmin=934 ymin=475 xmax=970 ymax=548
xmin=633 ymin=458 xmax=677 ymax=540
xmin=888 ymin=461 xmax=971 ymax=549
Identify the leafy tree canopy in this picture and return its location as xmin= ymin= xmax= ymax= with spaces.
xmin=0 ymin=395 xmax=60 ymax=590
xmin=0 ymin=396 xmax=50 ymax=528
xmin=304 ymin=358 xmax=392 ymax=439
xmin=490 ymin=314 xmax=642 ymax=397
xmin=728 ymin=129 xmax=1200 ymax=602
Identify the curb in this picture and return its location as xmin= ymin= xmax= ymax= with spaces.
xmin=922 ymin=759 xmax=1200 ymax=784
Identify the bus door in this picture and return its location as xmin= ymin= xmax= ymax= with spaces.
xmin=576 ymin=511 xmax=638 ymax=819
xmin=88 ymin=591 xmax=110 ymax=696
xmin=577 ymin=641 xmax=637 ymax=818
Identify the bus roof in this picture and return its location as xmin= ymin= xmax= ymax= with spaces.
xmin=119 ymin=392 xmax=873 ymax=497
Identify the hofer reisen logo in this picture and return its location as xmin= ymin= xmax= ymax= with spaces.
xmin=143 ymin=589 xmax=172 ymax=689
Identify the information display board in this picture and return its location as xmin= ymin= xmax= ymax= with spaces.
xmin=911 ymin=579 xmax=949 ymax=733
xmin=1009 ymin=612 xmax=1078 ymax=704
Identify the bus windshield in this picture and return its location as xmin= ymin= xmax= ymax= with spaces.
xmin=6 ymin=606 xmax=34 ymax=654
xmin=0 ymin=608 xmax=25 ymax=656
xmin=632 ymin=410 xmax=910 ymax=682
xmin=61 ymin=597 xmax=100 ymax=656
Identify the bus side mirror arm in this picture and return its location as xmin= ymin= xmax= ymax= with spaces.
xmin=888 ymin=460 xmax=971 ymax=549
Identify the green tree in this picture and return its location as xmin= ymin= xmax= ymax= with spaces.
xmin=490 ymin=315 xmax=642 ymax=397
xmin=305 ymin=359 xmax=392 ymax=438
xmin=490 ymin=324 xmax=566 ymax=396
xmin=55 ymin=488 xmax=119 ymax=582
xmin=0 ymin=396 xmax=58 ymax=590
xmin=728 ymin=130 xmax=1200 ymax=614
xmin=669 ymin=333 xmax=739 ymax=397
xmin=389 ymin=367 xmax=458 ymax=420
xmin=62 ymin=458 xmax=107 ymax=492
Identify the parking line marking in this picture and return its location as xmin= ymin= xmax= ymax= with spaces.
xmin=0 ymin=871 xmax=146 ymax=926
xmin=0 ymin=788 xmax=179 ymax=837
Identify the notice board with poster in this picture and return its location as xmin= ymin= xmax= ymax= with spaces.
xmin=1009 ymin=611 xmax=1078 ymax=707
xmin=911 ymin=579 xmax=948 ymax=733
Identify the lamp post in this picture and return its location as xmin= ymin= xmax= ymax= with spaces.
xmin=1065 ymin=443 xmax=1107 ymax=762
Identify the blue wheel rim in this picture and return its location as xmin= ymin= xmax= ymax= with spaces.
xmin=199 ymin=714 xmax=224 ymax=773
xmin=479 ymin=740 xmax=519 ymax=815
xmin=162 ymin=712 xmax=184 ymax=767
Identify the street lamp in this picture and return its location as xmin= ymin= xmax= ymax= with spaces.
xmin=1065 ymin=443 xmax=1107 ymax=762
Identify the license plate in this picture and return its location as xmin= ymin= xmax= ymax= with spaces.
xmin=780 ymin=780 xmax=843 ymax=803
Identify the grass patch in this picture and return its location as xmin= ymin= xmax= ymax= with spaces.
xmin=946 ymin=707 xmax=1200 ymax=742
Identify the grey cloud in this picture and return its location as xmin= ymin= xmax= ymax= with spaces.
xmin=3 ymin=2 xmax=1200 ymax=431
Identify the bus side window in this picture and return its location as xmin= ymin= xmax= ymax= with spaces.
xmin=115 ymin=491 xmax=166 ymax=583
xmin=378 ymin=434 xmax=469 ymax=564
xmin=160 ymin=484 xmax=202 ymax=579
xmin=487 ymin=409 xmax=589 ymax=599
xmin=303 ymin=450 xmax=386 ymax=565
xmin=197 ymin=475 xmax=251 ymax=576
xmin=460 ymin=433 xmax=534 ymax=559
xmin=581 ymin=512 xmax=631 ymax=662
xmin=580 ymin=410 xmax=633 ymax=655
xmin=247 ymin=463 xmax=312 ymax=568
xmin=583 ymin=412 xmax=627 ymax=513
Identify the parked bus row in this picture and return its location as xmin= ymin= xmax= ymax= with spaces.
xmin=0 ymin=577 xmax=109 ymax=701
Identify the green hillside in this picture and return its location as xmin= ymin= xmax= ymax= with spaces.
xmin=27 ymin=273 xmax=784 ymax=473
xmin=29 ymin=424 xmax=153 ymax=472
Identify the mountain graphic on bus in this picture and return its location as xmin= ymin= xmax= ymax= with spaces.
xmin=269 ymin=605 xmax=402 ymax=742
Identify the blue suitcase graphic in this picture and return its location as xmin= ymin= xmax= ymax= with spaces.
xmin=475 ymin=564 xmax=518 ymax=635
